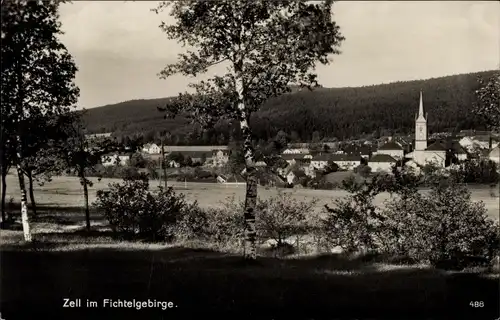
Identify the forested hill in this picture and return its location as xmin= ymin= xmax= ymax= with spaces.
xmin=83 ymin=70 xmax=496 ymax=144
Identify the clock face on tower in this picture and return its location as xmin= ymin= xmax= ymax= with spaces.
xmin=417 ymin=126 xmax=425 ymax=139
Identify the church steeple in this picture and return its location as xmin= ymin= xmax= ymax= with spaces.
xmin=416 ymin=90 xmax=426 ymax=121
xmin=414 ymin=90 xmax=427 ymax=151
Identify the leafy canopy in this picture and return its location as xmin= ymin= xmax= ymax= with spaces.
xmin=154 ymin=0 xmax=345 ymax=127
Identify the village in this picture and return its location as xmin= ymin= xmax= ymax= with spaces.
xmin=92 ymin=92 xmax=500 ymax=186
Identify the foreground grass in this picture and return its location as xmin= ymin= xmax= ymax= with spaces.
xmin=2 ymin=219 xmax=499 ymax=320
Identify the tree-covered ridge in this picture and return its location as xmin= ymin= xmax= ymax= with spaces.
xmin=83 ymin=70 xmax=497 ymax=143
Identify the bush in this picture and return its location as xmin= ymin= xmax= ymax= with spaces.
xmin=322 ymin=185 xmax=383 ymax=254
xmin=93 ymin=176 xmax=189 ymax=241
xmin=322 ymin=173 xmax=499 ymax=269
xmin=174 ymin=196 xmax=245 ymax=248
xmin=256 ymin=192 xmax=319 ymax=248
xmin=379 ymin=181 xmax=500 ymax=268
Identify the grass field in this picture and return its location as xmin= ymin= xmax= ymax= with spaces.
xmin=4 ymin=173 xmax=500 ymax=220
xmin=1 ymin=173 xmax=499 ymax=319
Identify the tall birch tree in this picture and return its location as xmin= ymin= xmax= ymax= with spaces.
xmin=154 ymin=0 xmax=344 ymax=259
xmin=1 ymin=0 xmax=79 ymax=241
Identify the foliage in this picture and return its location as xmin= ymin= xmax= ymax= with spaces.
xmin=354 ymin=164 xmax=372 ymax=178
xmin=174 ymin=196 xmax=245 ymax=248
xmin=323 ymin=161 xmax=339 ymax=174
xmin=379 ymin=181 xmax=499 ymax=268
xmin=1 ymin=0 xmax=80 ymax=237
xmin=449 ymin=159 xmax=499 ymax=185
xmin=256 ymin=192 xmax=319 ymax=247
xmin=129 ymin=153 xmax=147 ymax=168
xmin=322 ymin=171 xmax=499 ymax=269
xmin=473 ymin=72 xmax=500 ymax=131
xmin=153 ymin=0 xmax=345 ymax=259
xmin=94 ymin=176 xmax=189 ymax=241
xmin=323 ymin=174 xmax=386 ymax=254
xmin=81 ymin=70 xmax=496 ymax=143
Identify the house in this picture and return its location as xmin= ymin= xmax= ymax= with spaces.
xmin=85 ymin=132 xmax=112 ymax=140
xmin=309 ymin=154 xmax=329 ymax=170
xmin=282 ymin=148 xmax=310 ymax=154
xmin=255 ymin=161 xmax=267 ymax=167
xmin=212 ymin=148 xmax=231 ymax=167
xmin=459 ymin=136 xmax=498 ymax=152
xmin=341 ymin=145 xmax=372 ymax=159
xmin=281 ymin=153 xmax=312 ymax=166
xmin=369 ymin=154 xmax=397 ymax=173
xmin=447 ymin=140 xmax=468 ymax=161
xmin=142 ymin=143 xmax=161 ymax=155
xmin=286 ymin=170 xmax=296 ymax=184
xmin=101 ymin=153 xmax=131 ymax=167
xmin=329 ymin=154 xmax=362 ymax=170
xmin=373 ymin=140 xmax=404 ymax=160
xmin=489 ymin=146 xmax=500 ymax=163
xmin=162 ymin=145 xmax=230 ymax=166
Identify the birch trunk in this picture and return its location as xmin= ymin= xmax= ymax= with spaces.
xmin=27 ymin=169 xmax=37 ymax=216
xmin=80 ymin=174 xmax=91 ymax=231
xmin=16 ymin=135 xmax=32 ymax=242
xmin=235 ymin=68 xmax=257 ymax=260
xmin=1 ymin=168 xmax=7 ymax=224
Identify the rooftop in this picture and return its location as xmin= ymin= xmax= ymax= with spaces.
xmin=369 ymin=154 xmax=397 ymax=163
xmin=378 ymin=141 xmax=404 ymax=151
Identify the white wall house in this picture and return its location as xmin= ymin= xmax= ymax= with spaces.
xmin=329 ymin=154 xmax=361 ymax=170
xmin=286 ymin=171 xmax=296 ymax=184
xmin=212 ymin=149 xmax=230 ymax=167
xmin=282 ymin=148 xmax=310 ymax=155
xmin=369 ymin=154 xmax=396 ymax=172
xmin=373 ymin=141 xmax=404 ymax=160
xmin=142 ymin=143 xmax=161 ymax=154
xmin=101 ymin=153 xmax=130 ymax=167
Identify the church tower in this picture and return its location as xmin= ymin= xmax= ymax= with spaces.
xmin=414 ymin=91 xmax=427 ymax=151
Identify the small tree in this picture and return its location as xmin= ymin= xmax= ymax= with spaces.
xmin=154 ymin=0 xmax=344 ymax=259
xmin=1 ymin=0 xmax=80 ymax=240
xmin=58 ymin=114 xmax=137 ymax=231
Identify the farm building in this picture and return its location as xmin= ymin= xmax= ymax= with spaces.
xmin=100 ymin=152 xmax=131 ymax=167
xmin=162 ymin=145 xmax=230 ymax=167
xmin=142 ymin=143 xmax=161 ymax=154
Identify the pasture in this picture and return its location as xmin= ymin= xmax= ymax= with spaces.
xmin=1 ymin=173 xmax=499 ymax=319
xmin=3 ymin=173 xmax=500 ymax=221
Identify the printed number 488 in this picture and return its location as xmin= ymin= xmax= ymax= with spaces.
xmin=470 ymin=301 xmax=484 ymax=308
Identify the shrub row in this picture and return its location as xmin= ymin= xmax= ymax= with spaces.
xmin=93 ymin=171 xmax=499 ymax=270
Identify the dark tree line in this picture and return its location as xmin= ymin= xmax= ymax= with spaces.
xmin=82 ymin=70 xmax=496 ymax=144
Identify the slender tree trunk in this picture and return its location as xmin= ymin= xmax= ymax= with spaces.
xmin=16 ymin=136 xmax=32 ymax=242
xmin=80 ymin=174 xmax=91 ymax=231
xmin=235 ymin=65 xmax=257 ymax=260
xmin=1 ymin=168 xmax=8 ymax=224
xmin=27 ymin=170 xmax=37 ymax=216
xmin=161 ymin=139 xmax=167 ymax=188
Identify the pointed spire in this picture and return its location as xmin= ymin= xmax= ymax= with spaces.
xmin=416 ymin=90 xmax=425 ymax=121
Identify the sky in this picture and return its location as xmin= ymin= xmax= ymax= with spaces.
xmin=58 ymin=1 xmax=500 ymax=109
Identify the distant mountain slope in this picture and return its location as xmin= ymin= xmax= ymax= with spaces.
xmin=82 ymin=70 xmax=497 ymax=143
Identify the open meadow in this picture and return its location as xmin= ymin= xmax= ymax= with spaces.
xmin=1 ymin=173 xmax=499 ymax=319
xmin=4 ymin=173 xmax=500 ymax=221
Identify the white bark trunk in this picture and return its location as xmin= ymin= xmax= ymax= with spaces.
xmin=235 ymin=72 xmax=258 ymax=260
xmin=16 ymin=135 xmax=32 ymax=242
